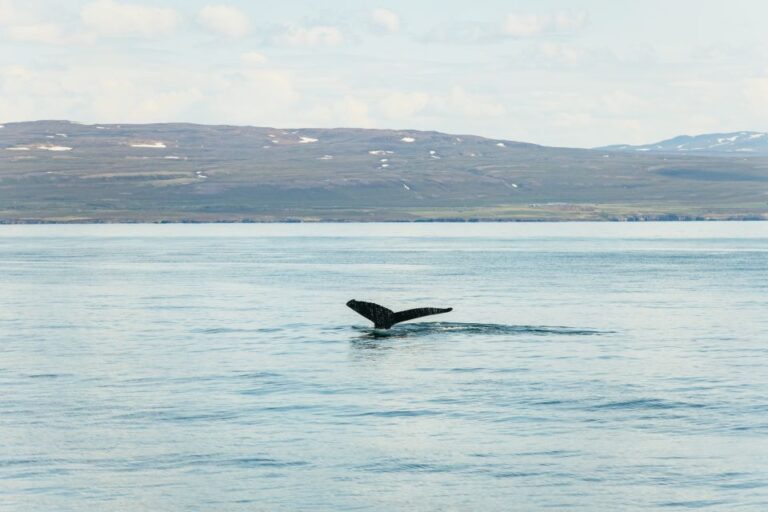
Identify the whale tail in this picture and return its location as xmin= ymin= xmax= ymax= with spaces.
xmin=346 ymin=299 xmax=452 ymax=329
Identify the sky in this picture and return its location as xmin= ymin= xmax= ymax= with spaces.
xmin=0 ymin=0 xmax=767 ymax=147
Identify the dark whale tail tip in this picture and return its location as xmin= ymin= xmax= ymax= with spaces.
xmin=347 ymin=299 xmax=452 ymax=329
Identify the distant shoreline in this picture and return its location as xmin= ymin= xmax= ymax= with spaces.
xmin=2 ymin=217 xmax=767 ymax=225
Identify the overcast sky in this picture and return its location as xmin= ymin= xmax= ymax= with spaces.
xmin=0 ymin=0 xmax=766 ymax=147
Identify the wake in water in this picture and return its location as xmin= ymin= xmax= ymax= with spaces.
xmin=351 ymin=322 xmax=607 ymax=339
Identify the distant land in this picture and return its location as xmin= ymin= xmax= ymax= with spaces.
xmin=1 ymin=121 xmax=766 ymax=223
xmin=598 ymin=131 xmax=768 ymax=156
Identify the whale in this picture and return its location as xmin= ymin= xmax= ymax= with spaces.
xmin=346 ymin=299 xmax=453 ymax=329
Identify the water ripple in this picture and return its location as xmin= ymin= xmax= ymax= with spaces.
xmin=354 ymin=322 xmax=608 ymax=339
xmin=590 ymin=398 xmax=709 ymax=411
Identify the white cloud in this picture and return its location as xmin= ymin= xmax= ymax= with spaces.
xmin=423 ymin=21 xmax=498 ymax=44
xmin=553 ymin=12 xmax=588 ymax=31
xmin=208 ymin=68 xmax=300 ymax=123
xmin=81 ymin=0 xmax=178 ymax=38
xmin=503 ymin=14 xmax=549 ymax=38
xmin=91 ymin=82 xmax=205 ymax=122
xmin=537 ymin=90 xmax=646 ymax=128
xmin=0 ymin=0 xmax=17 ymax=25
xmin=197 ymin=5 xmax=250 ymax=38
xmin=241 ymin=51 xmax=267 ymax=65
xmin=0 ymin=64 xmax=206 ymax=122
xmin=0 ymin=0 xmax=69 ymax=45
xmin=6 ymin=23 xmax=64 ymax=44
xmin=745 ymin=76 xmax=768 ymax=114
xmin=333 ymin=96 xmax=371 ymax=126
xmin=272 ymin=24 xmax=344 ymax=47
xmin=536 ymin=42 xmax=588 ymax=66
xmin=372 ymin=8 xmax=399 ymax=33
xmin=504 ymin=11 xmax=586 ymax=38
xmin=310 ymin=96 xmax=371 ymax=127
xmin=427 ymin=11 xmax=587 ymax=44
xmin=551 ymin=111 xmax=594 ymax=129
xmin=600 ymin=90 xmax=645 ymax=116
xmin=0 ymin=2 xmax=88 ymax=45
xmin=0 ymin=61 xmax=305 ymax=127
xmin=377 ymin=88 xmax=504 ymax=121
xmin=436 ymin=87 xmax=505 ymax=118
xmin=379 ymin=92 xmax=429 ymax=119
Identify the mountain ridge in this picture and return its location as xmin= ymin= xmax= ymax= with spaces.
xmin=599 ymin=131 xmax=768 ymax=155
xmin=1 ymin=121 xmax=766 ymax=222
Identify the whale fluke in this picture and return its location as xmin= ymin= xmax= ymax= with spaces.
xmin=346 ymin=299 xmax=453 ymax=329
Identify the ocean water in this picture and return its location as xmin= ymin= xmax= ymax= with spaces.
xmin=1 ymin=222 xmax=767 ymax=511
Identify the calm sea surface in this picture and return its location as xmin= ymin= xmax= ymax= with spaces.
xmin=1 ymin=222 xmax=767 ymax=511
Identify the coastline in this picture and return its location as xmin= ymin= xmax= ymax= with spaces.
xmin=2 ymin=216 xmax=767 ymax=225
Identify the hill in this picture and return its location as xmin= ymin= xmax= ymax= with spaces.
xmin=1 ymin=121 xmax=767 ymax=222
xmin=599 ymin=131 xmax=768 ymax=156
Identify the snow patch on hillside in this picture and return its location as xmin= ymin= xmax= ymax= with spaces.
xmin=131 ymin=142 xmax=166 ymax=149
xmin=39 ymin=145 xmax=72 ymax=151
